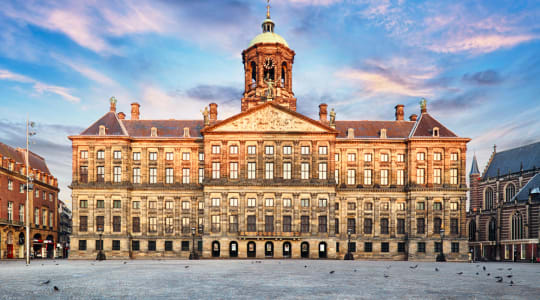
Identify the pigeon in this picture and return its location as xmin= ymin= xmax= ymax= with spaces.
xmin=384 ymin=274 xmax=390 ymax=278
xmin=487 ymin=273 xmax=491 ymax=276
xmin=354 ymin=269 xmax=357 ymax=272
xmin=185 ymin=266 xmax=189 ymax=269
xmin=476 ymin=272 xmax=479 ymax=275
xmin=483 ymin=266 xmax=486 ymax=271
xmin=55 ymin=264 xmax=59 ymax=266
xmin=123 ymin=262 xmax=127 ymax=264
xmin=53 ymin=286 xmax=59 ymax=291
xmin=409 ymin=265 xmax=418 ymax=269
xmin=507 ymin=268 xmax=512 ymax=271
xmin=41 ymin=280 xmax=50 ymax=285
xmin=496 ymin=278 xmax=503 ymax=283
xmin=329 ymin=270 xmax=335 ymax=274
xmin=506 ymin=275 xmax=513 ymax=278
xmin=495 ymin=276 xmax=502 ymax=279
xmin=510 ymin=280 xmax=514 ymax=285
xmin=456 ymin=272 xmax=463 ymax=275
xmin=435 ymin=268 xmax=439 ymax=272
xmin=304 ymin=265 xmax=307 ymax=268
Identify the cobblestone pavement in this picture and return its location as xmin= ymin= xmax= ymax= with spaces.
xmin=0 ymin=259 xmax=539 ymax=299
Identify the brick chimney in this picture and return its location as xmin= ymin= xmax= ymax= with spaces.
xmin=319 ymin=103 xmax=328 ymax=122
xmin=395 ymin=104 xmax=404 ymax=121
xmin=131 ymin=103 xmax=140 ymax=120
xmin=117 ymin=112 xmax=126 ymax=120
xmin=409 ymin=114 xmax=418 ymax=121
xmin=209 ymin=103 xmax=218 ymax=122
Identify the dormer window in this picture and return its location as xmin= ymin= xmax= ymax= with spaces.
xmin=432 ymin=127 xmax=439 ymax=137
xmin=99 ymin=125 xmax=106 ymax=136
xmin=380 ymin=128 xmax=387 ymax=139
xmin=183 ymin=127 xmax=190 ymax=138
xmin=151 ymin=127 xmax=158 ymax=137
xmin=347 ymin=128 xmax=355 ymax=139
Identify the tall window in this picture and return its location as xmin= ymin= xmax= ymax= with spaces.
xmin=247 ymin=215 xmax=256 ymax=232
xmin=113 ymin=200 xmax=121 ymax=208
xmin=97 ymin=166 xmax=105 ymax=182
xmin=380 ymin=153 xmax=389 ymax=162
xmin=319 ymin=146 xmax=328 ymax=155
xmin=283 ymin=162 xmax=291 ymax=179
xmin=212 ymin=162 xmax=220 ymax=179
xmin=417 ymin=168 xmax=425 ymax=184
xmin=335 ymin=169 xmax=339 ymax=184
xmin=506 ymin=184 xmax=516 ymax=202
xmin=168 ymin=152 xmax=176 ymax=161
xmin=301 ymin=146 xmax=310 ymax=155
xmin=364 ymin=169 xmax=372 ymax=185
xmin=397 ymin=169 xmax=404 ymax=185
xmin=34 ymin=208 xmax=39 ymax=225
xmin=166 ymin=217 xmax=174 ymax=233
xmin=149 ymin=152 xmax=157 ymax=161
xmin=318 ymin=163 xmax=327 ymax=179
xmin=347 ymin=218 xmax=356 ymax=234
xmin=113 ymin=216 xmax=121 ymax=232
xmin=335 ymin=218 xmax=339 ymax=234
xmin=450 ymin=218 xmax=459 ymax=234
xmin=247 ymin=162 xmax=256 ymax=179
xmin=283 ymin=198 xmax=291 ymax=208
xmin=212 ymin=198 xmax=220 ymax=207
xmin=133 ymin=168 xmax=141 ymax=183
xmin=198 ymin=168 xmax=204 ymax=184
xmin=149 ymin=168 xmax=157 ymax=184
xmin=7 ymin=202 xmax=13 ymax=221
xmin=434 ymin=202 xmax=442 ymax=211
xmin=318 ymin=216 xmax=327 ymax=233
xmin=301 ymin=198 xmax=309 ymax=207
xmin=380 ymin=169 xmax=388 ymax=185
xmin=113 ymin=166 xmax=121 ymax=183
xmin=348 ymin=153 xmax=356 ymax=162
xmin=80 ymin=166 xmax=88 ymax=183
xmin=283 ymin=146 xmax=292 ymax=155
xmin=265 ymin=216 xmax=274 ymax=232
xmin=132 ymin=217 xmax=140 ymax=232
xmin=319 ymin=198 xmax=327 ymax=207
xmin=7 ymin=179 xmax=13 ymax=191
xmin=364 ymin=153 xmax=372 ymax=162
xmin=397 ymin=153 xmax=405 ymax=162
xmin=211 ymin=145 xmax=220 ymax=154
xmin=265 ymin=198 xmax=274 ymax=207
xmin=265 ymin=162 xmax=274 ymax=179
xmin=80 ymin=150 xmax=88 ymax=159
xmin=182 ymin=201 xmax=190 ymax=210
xmin=247 ymin=145 xmax=256 ymax=155
xmin=96 ymin=216 xmax=104 ymax=232
xmin=347 ymin=169 xmax=355 ymax=185
xmin=211 ymin=215 xmax=220 ymax=232
xmin=148 ymin=217 xmax=157 ymax=232
xmin=247 ymin=198 xmax=256 ymax=208
xmin=182 ymin=168 xmax=190 ymax=184
xmin=416 ymin=152 xmax=425 ymax=161
xmin=229 ymin=215 xmax=238 ymax=233
xmin=380 ymin=218 xmax=389 ymax=234
xmin=198 ymin=152 xmax=204 ymax=161
xmin=397 ymin=218 xmax=405 ymax=234
xmin=450 ymin=168 xmax=458 ymax=185
xmin=511 ymin=212 xmax=523 ymax=240
xmin=19 ymin=204 xmax=24 ymax=222
xmin=301 ymin=216 xmax=310 ymax=232
xmin=133 ymin=152 xmax=140 ymax=161
xmin=417 ymin=218 xmax=425 ymax=234
xmin=450 ymin=152 xmax=458 ymax=161
xmin=229 ymin=198 xmax=238 ymax=207
xmin=434 ymin=217 xmax=442 ymax=234
xmin=283 ymin=216 xmax=292 ymax=232
xmin=166 ymin=201 xmax=174 ymax=210
xmin=433 ymin=152 xmax=442 ymax=161
xmin=301 ymin=163 xmax=310 ymax=179
xmin=79 ymin=216 xmax=88 ymax=232
xmin=484 ymin=187 xmax=494 ymax=209
xmin=265 ymin=146 xmax=274 ymax=155
xmin=488 ymin=218 xmax=496 ymax=241
xmin=42 ymin=209 xmax=47 ymax=226
xmin=113 ymin=151 xmax=122 ymax=160
xmin=97 ymin=150 xmax=105 ymax=160
xmin=229 ymin=162 xmax=238 ymax=179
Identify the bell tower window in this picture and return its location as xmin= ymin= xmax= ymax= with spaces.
xmin=251 ymin=61 xmax=257 ymax=84
xmin=281 ymin=62 xmax=287 ymax=87
xmin=264 ymin=57 xmax=275 ymax=81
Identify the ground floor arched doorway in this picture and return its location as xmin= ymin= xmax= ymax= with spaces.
xmin=265 ymin=242 xmax=274 ymax=257
xmin=283 ymin=242 xmax=291 ymax=258
xmin=229 ymin=241 xmax=238 ymax=258
xmin=301 ymin=242 xmax=310 ymax=258
xmin=212 ymin=241 xmax=220 ymax=257
xmin=319 ymin=242 xmax=327 ymax=258
xmin=6 ymin=231 xmax=14 ymax=259
xmin=247 ymin=241 xmax=256 ymax=258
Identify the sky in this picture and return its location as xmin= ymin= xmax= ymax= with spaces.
xmin=0 ymin=0 xmax=539 ymax=207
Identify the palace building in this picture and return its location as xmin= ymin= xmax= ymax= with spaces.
xmin=69 ymin=6 xmax=470 ymax=260
xmin=468 ymin=142 xmax=540 ymax=262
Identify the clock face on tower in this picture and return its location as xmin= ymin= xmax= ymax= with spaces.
xmin=264 ymin=57 xmax=275 ymax=69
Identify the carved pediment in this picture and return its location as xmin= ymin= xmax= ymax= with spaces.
xmin=209 ymin=104 xmax=329 ymax=132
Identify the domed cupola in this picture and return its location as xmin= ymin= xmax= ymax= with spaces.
xmin=241 ymin=0 xmax=296 ymax=112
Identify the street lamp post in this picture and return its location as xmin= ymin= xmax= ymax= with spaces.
xmin=96 ymin=227 xmax=106 ymax=261
xmin=25 ymin=118 xmax=36 ymax=265
xmin=190 ymin=227 xmax=199 ymax=260
xmin=437 ymin=229 xmax=446 ymax=262
xmin=345 ymin=228 xmax=354 ymax=260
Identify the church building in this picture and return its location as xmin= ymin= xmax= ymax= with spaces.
xmin=69 ymin=5 xmax=470 ymax=260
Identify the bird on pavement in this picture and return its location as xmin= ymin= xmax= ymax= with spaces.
xmin=41 ymin=280 xmax=50 ymax=285
xmin=482 ymin=266 xmax=486 ymax=271
xmin=185 ymin=266 xmax=189 ymax=269
xmin=435 ymin=268 xmax=439 ymax=272
xmin=507 ymin=268 xmax=512 ymax=271
xmin=487 ymin=273 xmax=491 ymax=276
xmin=123 ymin=261 xmax=127 ymax=264
xmin=510 ymin=280 xmax=514 ymax=285
xmin=384 ymin=274 xmax=390 ymax=278
xmin=410 ymin=265 xmax=418 ymax=269
xmin=329 ymin=270 xmax=335 ymax=274
xmin=475 ymin=272 xmax=479 ymax=275
xmin=304 ymin=265 xmax=307 ymax=268
xmin=496 ymin=278 xmax=503 ymax=283
xmin=506 ymin=275 xmax=513 ymax=278
xmin=456 ymin=272 xmax=463 ymax=275
xmin=53 ymin=286 xmax=59 ymax=291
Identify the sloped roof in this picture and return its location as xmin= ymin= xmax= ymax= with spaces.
xmin=80 ymin=112 xmax=127 ymax=136
xmin=512 ymin=173 xmax=540 ymax=202
xmin=484 ymin=141 xmax=540 ymax=179
xmin=0 ymin=141 xmax=51 ymax=174
xmin=335 ymin=120 xmax=415 ymax=139
xmin=410 ymin=113 xmax=457 ymax=138
xmin=122 ymin=120 xmax=204 ymax=138
xmin=470 ymin=155 xmax=480 ymax=175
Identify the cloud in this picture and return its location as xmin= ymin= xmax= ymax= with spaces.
xmin=53 ymin=55 xmax=117 ymax=86
xmin=427 ymin=34 xmax=537 ymax=54
xmin=285 ymin=0 xmax=342 ymax=5
xmin=0 ymin=69 xmax=80 ymax=102
xmin=186 ymin=85 xmax=243 ymax=104
xmin=430 ymin=91 xmax=486 ymax=112
xmin=462 ymin=70 xmax=503 ymax=85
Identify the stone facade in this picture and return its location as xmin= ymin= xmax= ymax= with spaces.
xmin=0 ymin=141 xmax=59 ymax=259
xmin=468 ymin=143 xmax=540 ymax=261
xmin=69 ymin=9 xmax=470 ymax=261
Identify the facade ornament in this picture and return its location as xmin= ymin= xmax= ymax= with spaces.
xmin=202 ymin=106 xmax=210 ymax=126
xmin=329 ymin=108 xmax=336 ymax=128
xmin=264 ymin=74 xmax=275 ymax=101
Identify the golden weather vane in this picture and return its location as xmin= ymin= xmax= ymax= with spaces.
xmin=266 ymin=0 xmax=271 ymax=18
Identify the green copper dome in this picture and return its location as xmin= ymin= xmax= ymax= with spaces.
xmin=248 ymin=31 xmax=289 ymax=48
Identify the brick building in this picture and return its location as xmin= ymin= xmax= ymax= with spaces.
xmin=0 ymin=141 xmax=59 ymax=259
xmin=69 ymin=8 xmax=470 ymax=260
xmin=468 ymin=142 xmax=540 ymax=261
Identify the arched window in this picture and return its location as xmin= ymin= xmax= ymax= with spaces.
xmin=468 ymin=220 xmax=476 ymax=241
xmin=505 ymin=184 xmax=516 ymax=202
xmin=281 ymin=62 xmax=287 ymax=87
xmin=511 ymin=212 xmax=523 ymax=240
xmin=488 ymin=218 xmax=496 ymax=241
xmin=484 ymin=187 xmax=494 ymax=209
xmin=434 ymin=217 xmax=442 ymax=234
xmin=250 ymin=61 xmax=257 ymax=84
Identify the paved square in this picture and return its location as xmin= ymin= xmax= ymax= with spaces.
xmin=0 ymin=260 xmax=539 ymax=299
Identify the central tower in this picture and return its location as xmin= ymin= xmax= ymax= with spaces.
xmin=241 ymin=1 xmax=296 ymax=111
